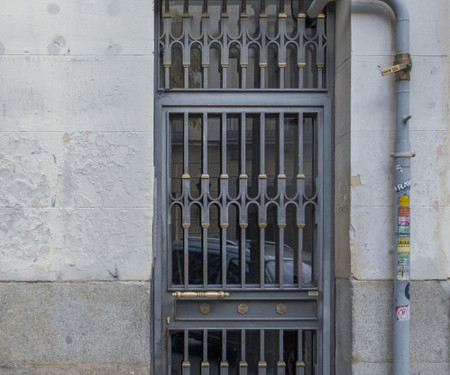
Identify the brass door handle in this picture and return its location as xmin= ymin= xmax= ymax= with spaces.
xmin=172 ymin=291 xmax=230 ymax=298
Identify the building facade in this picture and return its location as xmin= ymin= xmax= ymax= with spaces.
xmin=0 ymin=0 xmax=448 ymax=374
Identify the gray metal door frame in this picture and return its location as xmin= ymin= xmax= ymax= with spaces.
xmin=153 ymin=3 xmax=335 ymax=374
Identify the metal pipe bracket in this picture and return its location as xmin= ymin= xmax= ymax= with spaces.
xmin=381 ymin=53 xmax=412 ymax=80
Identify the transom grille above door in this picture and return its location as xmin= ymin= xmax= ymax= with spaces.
xmin=158 ymin=0 xmax=328 ymax=90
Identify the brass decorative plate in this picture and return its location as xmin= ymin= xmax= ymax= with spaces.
xmin=276 ymin=303 xmax=287 ymax=315
xmin=237 ymin=303 xmax=248 ymax=315
xmin=200 ymin=303 xmax=210 ymax=314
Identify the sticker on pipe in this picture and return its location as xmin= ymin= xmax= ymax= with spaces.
xmin=396 ymin=265 xmax=410 ymax=281
xmin=398 ymin=225 xmax=410 ymax=235
xmin=394 ymin=179 xmax=411 ymax=193
xmin=397 ymin=237 xmax=410 ymax=253
xmin=399 ymin=195 xmax=409 ymax=207
xmin=396 ymin=305 xmax=410 ymax=321
xmin=398 ymin=216 xmax=410 ymax=226
xmin=397 ymin=207 xmax=410 ymax=217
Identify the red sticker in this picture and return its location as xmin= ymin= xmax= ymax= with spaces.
xmin=397 ymin=207 xmax=410 ymax=216
xmin=396 ymin=305 xmax=410 ymax=321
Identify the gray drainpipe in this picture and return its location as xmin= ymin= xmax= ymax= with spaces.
xmin=307 ymin=1 xmax=412 ymax=374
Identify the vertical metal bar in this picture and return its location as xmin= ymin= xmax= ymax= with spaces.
xmin=183 ymin=113 xmax=191 ymax=286
xmin=220 ymin=330 xmax=229 ymax=375
xmin=316 ymin=15 xmax=325 ymax=88
xmin=258 ymin=330 xmax=267 ymax=375
xmin=240 ymin=113 xmax=248 ymax=287
xmin=163 ymin=6 xmax=172 ymax=89
xmin=201 ymin=2 xmax=210 ymax=88
xmin=239 ymin=330 xmax=248 ymax=375
xmin=297 ymin=13 xmax=306 ymax=88
xmin=278 ymin=8 xmax=287 ymax=89
xmin=167 ymin=331 xmax=172 ymax=375
xmin=259 ymin=113 xmax=267 ymax=286
xmin=259 ymin=6 xmax=267 ymax=88
xmin=183 ymin=5 xmax=191 ymax=89
xmin=296 ymin=329 xmax=305 ymax=375
xmin=202 ymin=330 xmax=210 ymax=375
xmin=221 ymin=11 xmax=230 ymax=88
xmin=278 ymin=113 xmax=286 ymax=286
xmin=201 ymin=113 xmax=209 ymax=288
xmin=240 ymin=5 xmax=249 ymax=89
xmin=277 ymin=330 xmax=286 ymax=375
xmin=183 ymin=329 xmax=191 ymax=375
xmin=297 ymin=112 xmax=305 ymax=288
xmin=221 ymin=113 xmax=229 ymax=286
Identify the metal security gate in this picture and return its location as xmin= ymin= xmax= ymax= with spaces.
xmin=154 ymin=1 xmax=334 ymax=374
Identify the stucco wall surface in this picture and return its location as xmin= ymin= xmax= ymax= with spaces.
xmin=0 ymin=0 xmax=155 ymax=281
xmin=349 ymin=0 xmax=450 ymax=281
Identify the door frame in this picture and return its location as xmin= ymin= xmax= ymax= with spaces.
xmin=152 ymin=4 xmax=335 ymax=374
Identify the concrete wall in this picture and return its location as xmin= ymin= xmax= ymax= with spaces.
xmin=0 ymin=0 xmax=154 ymax=372
xmin=335 ymin=0 xmax=450 ymax=373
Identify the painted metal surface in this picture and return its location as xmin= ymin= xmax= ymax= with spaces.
xmin=154 ymin=1 xmax=334 ymax=374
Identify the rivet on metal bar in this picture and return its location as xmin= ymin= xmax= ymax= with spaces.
xmin=220 ymin=223 xmax=229 ymax=228
xmin=183 ymin=63 xmax=190 ymax=68
xmin=277 ymin=223 xmax=287 ymax=228
xmin=182 ymin=173 xmax=190 ymax=179
xmin=297 ymin=62 xmax=306 ymax=68
xmin=221 ymin=63 xmax=229 ymax=68
xmin=182 ymin=223 xmax=190 ymax=229
xmin=220 ymin=362 xmax=229 ymax=368
xmin=241 ymin=63 xmax=249 ymax=68
xmin=202 ymin=63 xmax=210 ymax=68
xmin=172 ymin=291 xmax=230 ymax=298
xmin=259 ymin=13 xmax=268 ymax=18
xmin=163 ymin=13 xmax=171 ymax=18
xmin=163 ymin=63 xmax=172 ymax=68
xmin=297 ymin=174 xmax=305 ymax=179
xmin=201 ymin=362 xmax=210 ymax=368
xmin=201 ymin=223 xmax=210 ymax=228
xmin=240 ymin=13 xmax=249 ymax=18
xmin=278 ymin=13 xmax=287 ymax=18
xmin=296 ymin=361 xmax=306 ymax=368
xmin=317 ymin=63 xmax=325 ymax=68
xmin=298 ymin=13 xmax=307 ymax=18
xmin=277 ymin=174 xmax=286 ymax=179
xmin=258 ymin=362 xmax=267 ymax=368
xmin=240 ymin=174 xmax=248 ymax=179
xmin=259 ymin=62 xmax=268 ymax=68
xmin=317 ymin=13 xmax=326 ymax=18
xmin=259 ymin=174 xmax=267 ymax=179
xmin=220 ymin=174 xmax=229 ymax=179
xmin=297 ymin=223 xmax=306 ymax=229
xmin=182 ymin=361 xmax=191 ymax=368
xmin=201 ymin=174 xmax=210 ymax=179
xmin=182 ymin=13 xmax=190 ymax=18
xmin=277 ymin=361 xmax=287 ymax=367
xmin=259 ymin=223 xmax=267 ymax=228
xmin=221 ymin=12 xmax=229 ymax=18
xmin=202 ymin=13 xmax=210 ymax=18
xmin=240 ymin=223 xmax=248 ymax=228
xmin=239 ymin=361 xmax=248 ymax=368
xmin=278 ymin=63 xmax=287 ymax=68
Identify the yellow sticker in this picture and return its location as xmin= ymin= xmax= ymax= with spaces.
xmin=399 ymin=195 xmax=409 ymax=207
